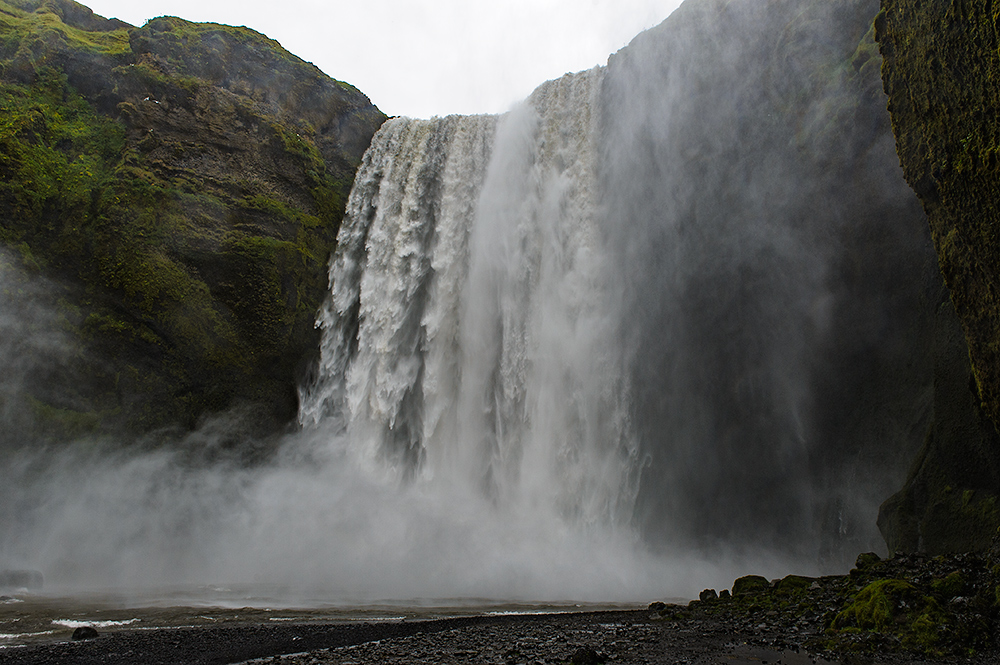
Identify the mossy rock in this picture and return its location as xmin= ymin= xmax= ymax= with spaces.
xmin=855 ymin=552 xmax=881 ymax=570
xmin=877 ymin=0 xmax=1000 ymax=554
xmin=826 ymin=572 xmax=993 ymax=656
xmin=832 ymin=579 xmax=926 ymax=633
xmin=930 ymin=570 xmax=965 ymax=598
xmin=732 ymin=575 xmax=770 ymax=596
xmin=0 ymin=0 xmax=386 ymax=440
xmin=775 ymin=574 xmax=815 ymax=595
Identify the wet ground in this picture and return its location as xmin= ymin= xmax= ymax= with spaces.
xmin=0 ymin=607 xmax=843 ymax=665
xmin=1 ymin=568 xmax=995 ymax=665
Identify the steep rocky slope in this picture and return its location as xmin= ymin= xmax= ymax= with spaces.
xmin=876 ymin=0 xmax=1000 ymax=552
xmin=0 ymin=0 xmax=385 ymax=441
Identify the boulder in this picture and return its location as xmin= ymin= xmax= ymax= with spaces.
xmin=71 ymin=626 xmax=99 ymax=640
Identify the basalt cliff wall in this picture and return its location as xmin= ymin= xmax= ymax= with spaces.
xmin=877 ymin=0 xmax=1000 ymax=553
xmin=0 ymin=0 xmax=385 ymax=443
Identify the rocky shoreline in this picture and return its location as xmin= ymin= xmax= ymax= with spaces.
xmin=2 ymin=552 xmax=998 ymax=665
xmin=0 ymin=609 xmax=839 ymax=665
xmin=0 ymin=605 xmax=983 ymax=665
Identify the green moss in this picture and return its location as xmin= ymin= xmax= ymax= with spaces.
xmin=931 ymin=570 xmax=965 ymax=598
xmin=119 ymin=60 xmax=201 ymax=97
xmin=825 ymin=571 xmax=993 ymax=657
xmin=878 ymin=0 xmax=1000 ymax=437
xmin=732 ymin=575 xmax=770 ymax=595
xmin=0 ymin=0 xmax=383 ymax=437
xmin=775 ymin=574 xmax=814 ymax=596
xmin=833 ymin=579 xmax=919 ymax=632
xmin=0 ymin=0 xmax=129 ymax=59
xmin=26 ymin=393 xmax=101 ymax=438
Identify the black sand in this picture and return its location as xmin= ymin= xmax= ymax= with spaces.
xmin=0 ymin=607 xmax=980 ymax=665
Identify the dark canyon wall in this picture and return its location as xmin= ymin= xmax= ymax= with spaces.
xmin=877 ymin=0 xmax=1000 ymax=553
xmin=0 ymin=0 xmax=385 ymax=442
xmin=600 ymin=0 xmax=943 ymax=560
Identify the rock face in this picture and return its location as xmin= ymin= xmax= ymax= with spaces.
xmin=598 ymin=0 xmax=942 ymax=559
xmin=876 ymin=0 xmax=1000 ymax=552
xmin=0 ymin=0 xmax=385 ymax=440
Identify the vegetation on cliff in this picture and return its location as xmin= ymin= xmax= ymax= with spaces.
xmin=663 ymin=549 xmax=1000 ymax=660
xmin=876 ymin=0 xmax=1000 ymax=553
xmin=0 ymin=0 xmax=385 ymax=441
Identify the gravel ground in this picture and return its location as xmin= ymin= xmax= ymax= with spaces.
xmin=0 ymin=607 xmax=979 ymax=665
xmin=5 ymin=552 xmax=998 ymax=664
xmin=251 ymin=610 xmax=840 ymax=665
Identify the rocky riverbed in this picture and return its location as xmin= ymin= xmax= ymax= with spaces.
xmin=1 ymin=552 xmax=998 ymax=665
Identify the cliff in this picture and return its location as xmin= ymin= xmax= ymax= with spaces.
xmin=876 ymin=0 xmax=1000 ymax=552
xmin=597 ymin=0 xmax=944 ymax=561
xmin=0 ymin=0 xmax=386 ymax=442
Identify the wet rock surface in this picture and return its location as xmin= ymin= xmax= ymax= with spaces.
xmin=3 ymin=553 xmax=998 ymax=665
xmin=0 ymin=611 xmax=840 ymax=665
xmin=876 ymin=0 xmax=1000 ymax=553
xmin=256 ymin=613 xmax=838 ymax=665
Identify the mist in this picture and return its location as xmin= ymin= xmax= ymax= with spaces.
xmin=599 ymin=0 xmax=937 ymax=560
xmin=0 ymin=0 xmax=942 ymax=606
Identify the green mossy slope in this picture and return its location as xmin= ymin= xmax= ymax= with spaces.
xmin=876 ymin=0 xmax=1000 ymax=553
xmin=663 ymin=551 xmax=1000 ymax=660
xmin=0 ymin=0 xmax=386 ymax=441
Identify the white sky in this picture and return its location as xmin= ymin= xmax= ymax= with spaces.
xmin=81 ymin=0 xmax=686 ymax=118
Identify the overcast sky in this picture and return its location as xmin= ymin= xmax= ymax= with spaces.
xmin=82 ymin=0 xmax=686 ymax=118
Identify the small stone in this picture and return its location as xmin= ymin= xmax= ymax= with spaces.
xmin=569 ymin=646 xmax=604 ymax=665
xmin=72 ymin=626 xmax=99 ymax=640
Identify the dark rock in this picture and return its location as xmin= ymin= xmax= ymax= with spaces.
xmin=647 ymin=601 xmax=666 ymax=611
xmin=876 ymin=296 xmax=1000 ymax=554
xmin=732 ymin=575 xmax=769 ymax=596
xmin=569 ymin=646 xmax=604 ymax=665
xmin=72 ymin=626 xmax=99 ymax=640
xmin=855 ymin=552 xmax=881 ymax=570
xmin=877 ymin=0 xmax=1000 ymax=553
xmin=699 ymin=588 xmax=718 ymax=602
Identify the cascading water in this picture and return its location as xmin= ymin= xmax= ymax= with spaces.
xmin=300 ymin=66 xmax=642 ymax=534
xmin=300 ymin=0 xmax=940 ymax=573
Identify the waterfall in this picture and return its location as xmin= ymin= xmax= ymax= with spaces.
xmin=301 ymin=67 xmax=641 ymax=529
xmin=301 ymin=0 xmax=938 ymax=568
xmin=0 ymin=0 xmax=941 ymax=599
